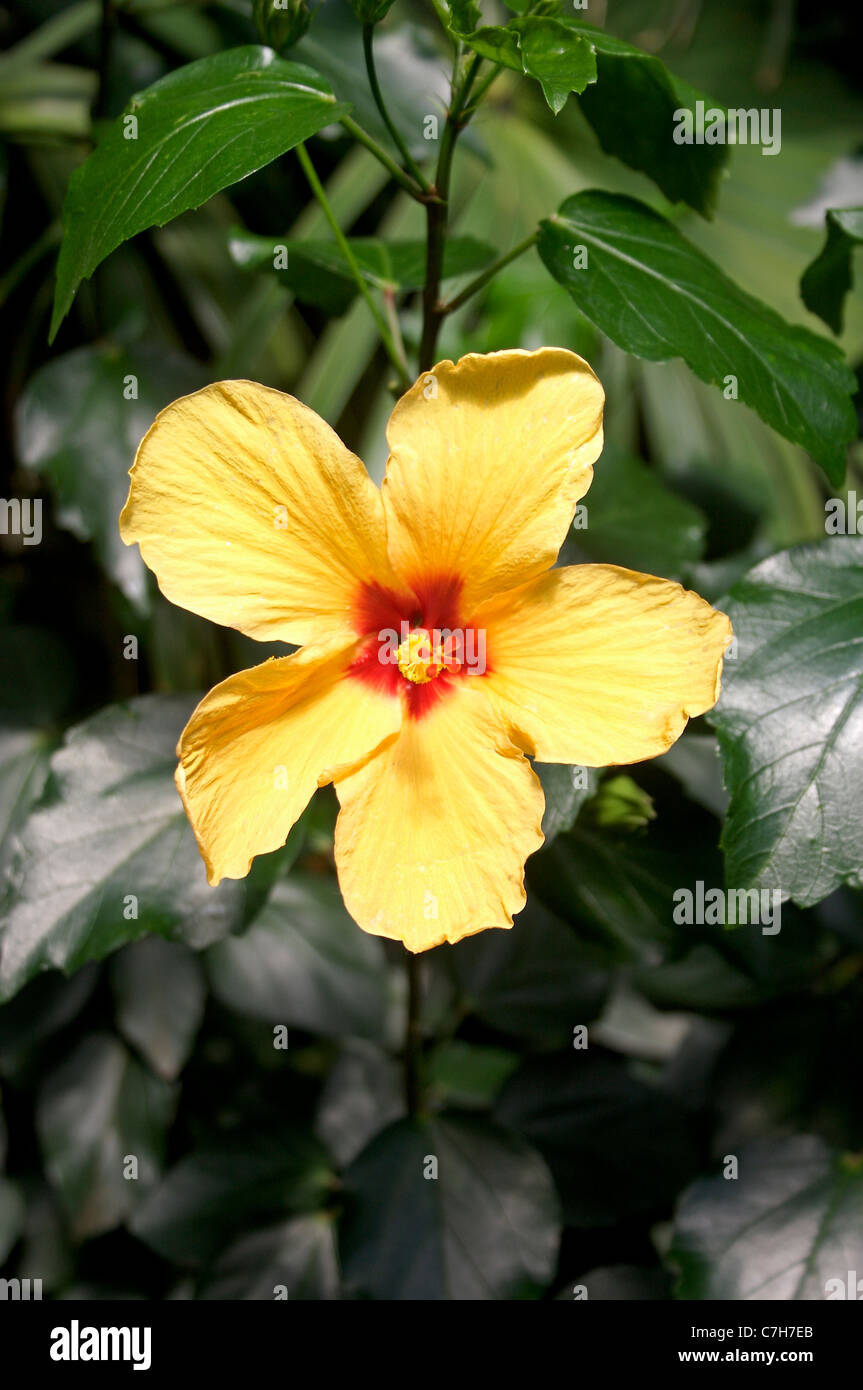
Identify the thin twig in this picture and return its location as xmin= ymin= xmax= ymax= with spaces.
xmin=296 ymin=142 xmax=410 ymax=387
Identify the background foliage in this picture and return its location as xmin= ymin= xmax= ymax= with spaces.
xmin=1 ymin=0 xmax=862 ymax=1300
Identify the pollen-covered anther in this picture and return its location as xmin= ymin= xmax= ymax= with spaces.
xmin=397 ymin=628 xmax=448 ymax=684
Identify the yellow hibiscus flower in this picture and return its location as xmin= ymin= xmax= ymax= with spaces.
xmin=119 ymin=348 xmax=731 ymax=953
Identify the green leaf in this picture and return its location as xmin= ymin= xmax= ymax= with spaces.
xmin=110 ymin=938 xmax=206 ymax=1081
xmin=205 ymin=875 xmax=391 ymax=1044
xmin=496 ymin=1051 xmax=699 ymax=1227
xmin=450 ymin=896 xmax=609 ymax=1044
xmin=539 ymin=191 xmax=857 ymax=482
xmin=709 ymin=537 xmax=863 ymax=907
xmin=564 ymin=21 xmax=727 ymax=216
xmin=15 ymin=345 xmax=205 ymax=608
xmin=457 ymin=19 xmax=725 ymax=212
xmin=50 ymin=47 xmax=350 ymax=339
xmin=197 ymin=1214 xmax=340 ymax=1300
xmin=0 ymin=728 xmax=53 ymax=876
xmin=0 ymin=695 xmax=258 ymax=1003
xmin=339 ymin=1114 xmax=560 ymax=1299
xmin=800 ymin=206 xmax=863 ymax=335
xmin=36 ymin=1033 xmax=177 ymax=1239
xmin=428 ymin=1040 xmax=520 ymax=1108
xmin=532 ymin=822 xmax=719 ymax=966
xmin=560 ymin=447 xmax=707 ymax=580
xmin=130 ymin=1130 xmax=332 ymax=1265
xmin=512 ymin=18 xmax=596 ymax=115
xmin=315 ymin=1041 xmax=404 ymax=1167
xmin=671 ymin=1136 xmax=863 ymax=1299
xmin=535 ymin=762 xmax=598 ymax=843
xmin=229 ymin=231 xmax=496 ymax=315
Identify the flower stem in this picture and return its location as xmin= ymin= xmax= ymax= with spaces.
xmin=404 ymin=950 xmax=423 ymax=1116
xmin=440 ymin=232 xmax=538 ymax=315
xmin=296 ymin=142 xmax=410 ymax=388
xmin=362 ymin=23 xmax=433 ymax=195
xmin=418 ymin=52 xmax=483 ymax=372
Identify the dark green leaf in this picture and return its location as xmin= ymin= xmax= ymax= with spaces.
xmin=428 ymin=1040 xmax=520 ymax=1108
xmin=538 ymin=191 xmax=857 ymax=482
xmin=15 ymin=345 xmax=205 ymax=608
xmin=315 ymin=1040 xmax=404 ymax=1167
xmin=197 ymin=1214 xmax=340 ymax=1300
xmin=559 ymin=447 xmax=707 ymax=579
xmin=36 ymin=1033 xmax=177 ymax=1238
xmin=50 ymin=47 xmax=350 ymax=338
xmin=0 ymin=728 xmax=52 ymax=876
xmin=0 ymin=695 xmax=257 ymax=1003
xmin=0 ymin=969 xmax=98 ymax=1079
xmin=229 ymin=231 xmax=496 ymax=315
xmin=709 ymin=537 xmax=863 ymax=907
xmin=671 ymin=1136 xmax=863 ymax=1299
xmin=129 ymin=1129 xmax=332 ymax=1265
xmin=340 ymin=1113 xmax=560 ymax=1299
xmin=206 ymin=874 xmax=391 ymax=1043
xmin=566 ymin=21 xmax=727 ymax=216
xmin=800 ymin=206 xmax=863 ymax=335
xmin=458 ymin=19 xmax=725 ymax=212
xmin=512 ymin=18 xmax=596 ymax=115
xmin=496 ymin=1051 xmax=699 ymax=1227
xmin=532 ymin=822 xmax=720 ymax=966
xmin=450 ymin=896 xmax=609 ymax=1044
xmin=110 ymin=938 xmax=206 ymax=1081
xmin=536 ymin=761 xmax=598 ymax=843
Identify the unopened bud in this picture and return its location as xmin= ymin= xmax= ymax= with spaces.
xmin=349 ymin=0 xmax=398 ymax=24
xmin=253 ymin=0 xmax=311 ymax=51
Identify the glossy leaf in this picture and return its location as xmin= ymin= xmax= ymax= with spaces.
xmin=110 ymin=938 xmax=206 ymax=1081
xmin=450 ymin=896 xmax=609 ymax=1044
xmin=36 ymin=1033 xmax=176 ymax=1238
xmin=15 ymin=345 xmax=205 ymax=608
xmin=0 ymin=695 xmax=256 ymax=1003
xmin=206 ymin=875 xmax=391 ymax=1043
xmin=457 ymin=19 xmax=726 ymax=212
xmin=197 ymin=1214 xmax=340 ymax=1300
xmin=340 ymin=1113 xmax=560 ymax=1300
xmin=496 ymin=1051 xmax=700 ymax=1227
xmin=538 ymin=191 xmax=857 ymax=482
xmin=130 ymin=1129 xmax=332 ymax=1265
xmin=710 ymin=537 xmax=863 ymax=907
xmin=671 ymin=1136 xmax=863 ymax=1299
xmin=50 ymin=47 xmax=350 ymax=338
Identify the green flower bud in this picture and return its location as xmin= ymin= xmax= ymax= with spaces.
xmin=349 ymin=0 xmax=397 ymax=24
xmin=253 ymin=0 xmax=312 ymax=52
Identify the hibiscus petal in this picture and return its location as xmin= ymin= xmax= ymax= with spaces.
xmin=475 ymin=565 xmax=732 ymax=765
xmin=381 ymin=349 xmax=604 ymax=614
xmin=177 ymin=641 xmax=401 ymax=884
xmin=333 ymin=683 xmax=545 ymax=951
xmin=120 ymin=380 xmax=400 ymax=645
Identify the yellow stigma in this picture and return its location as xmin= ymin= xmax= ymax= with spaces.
xmin=397 ymin=628 xmax=444 ymax=685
